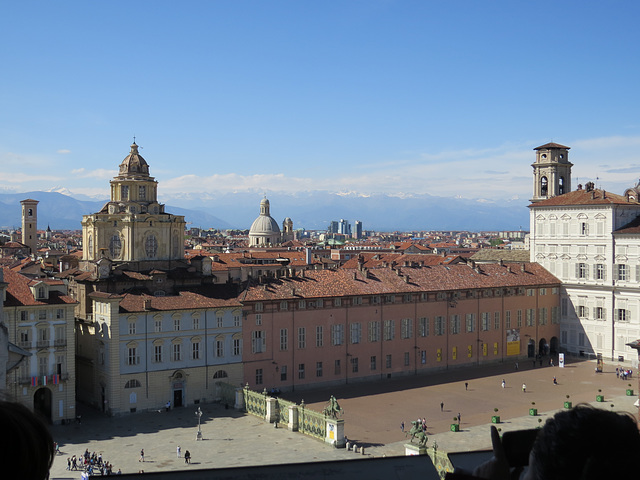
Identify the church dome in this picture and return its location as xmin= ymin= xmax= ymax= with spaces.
xmin=119 ymin=142 xmax=150 ymax=177
xmin=249 ymin=196 xmax=281 ymax=246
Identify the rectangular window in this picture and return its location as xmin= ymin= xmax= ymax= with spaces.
xmin=280 ymin=365 xmax=287 ymax=381
xmin=404 ymin=352 xmax=410 ymax=366
xmin=383 ymin=320 xmax=395 ymax=341
xmin=255 ymin=302 xmax=263 ymax=312
xmin=435 ymin=316 xmax=445 ymax=336
xmin=368 ymin=321 xmax=380 ymax=342
xmin=481 ymin=313 xmax=490 ymax=331
xmin=298 ymin=363 xmax=305 ymax=379
xmin=331 ymin=324 xmax=344 ymax=346
xmin=154 ymin=319 xmax=162 ymax=333
xmin=38 ymin=310 xmax=47 ymax=320
xmin=494 ymin=312 xmax=500 ymax=330
xmin=527 ymin=289 xmax=535 ymax=296
xmin=539 ymin=288 xmax=546 ymax=296
xmin=279 ymin=328 xmax=288 ymax=351
xmin=385 ymin=295 xmax=395 ymax=304
xmin=280 ymin=300 xmax=288 ymax=311
xmin=298 ymin=327 xmax=306 ymax=349
xmin=351 ymin=357 xmax=359 ymax=373
xmin=316 ymin=361 xmax=323 ymax=377
xmin=370 ymin=355 xmax=377 ymax=371
xmin=505 ymin=310 xmax=511 ymax=328
xmin=128 ymin=321 xmax=136 ymax=335
xmin=595 ymin=307 xmax=605 ymax=320
xmin=316 ymin=325 xmax=323 ymax=347
xmin=173 ymin=317 xmax=180 ymax=331
xmin=38 ymin=356 xmax=48 ymax=376
xmin=128 ymin=347 xmax=138 ymax=365
xmin=517 ymin=310 xmax=523 ymax=327
xmin=154 ymin=345 xmax=163 ymax=363
xmin=385 ymin=354 xmax=392 ymax=369
xmin=616 ymin=309 xmax=629 ymax=322
xmin=251 ymin=331 xmax=265 ymax=353
xmin=334 ymin=298 xmax=342 ymax=307
xmin=450 ymin=314 xmax=460 ymax=334
xmin=121 ymin=185 xmax=129 ymax=200
xmin=419 ymin=317 xmax=429 ymax=337
xmin=539 ymin=308 xmax=548 ymax=325
xmin=577 ymin=263 xmax=587 ymax=279
xmin=421 ymin=350 xmax=427 ymax=364
xmin=334 ymin=359 xmax=341 ymax=375
xmin=618 ymin=264 xmax=628 ymax=281
xmin=56 ymin=309 xmax=64 ymax=319
xmin=172 ymin=343 xmax=182 ymax=361
xmin=192 ymin=341 xmax=200 ymax=360
xmin=233 ymin=315 xmax=241 ymax=327
xmin=255 ymin=314 xmax=262 ymax=325
xmin=139 ymin=185 xmax=146 ymax=200
xmin=256 ymin=368 xmax=263 ymax=385
xmin=20 ymin=311 xmax=28 ymax=321
xmin=216 ymin=340 xmax=224 ymax=357
xmin=526 ymin=308 xmax=535 ymax=326
xmin=466 ymin=313 xmax=475 ymax=333
xmin=54 ymin=326 xmax=65 ymax=345
xmin=193 ymin=317 xmax=199 ymax=330
xmin=298 ymin=300 xmax=306 ymax=309
xmin=233 ymin=338 xmax=241 ymax=356
xmin=552 ymin=306 xmax=560 ymax=324
xmin=352 ymin=296 xmax=362 ymax=305
xmin=401 ymin=318 xmax=412 ymax=339
xmin=217 ymin=316 xmax=223 ymax=328
xmin=350 ymin=322 xmax=362 ymax=344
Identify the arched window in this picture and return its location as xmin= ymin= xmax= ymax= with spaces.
xmin=124 ymin=379 xmax=142 ymax=388
xmin=540 ymin=176 xmax=548 ymax=196
xmin=88 ymin=235 xmax=93 ymax=257
xmin=213 ymin=370 xmax=228 ymax=379
xmin=559 ymin=176 xmax=565 ymax=195
xmin=109 ymin=234 xmax=122 ymax=258
xmin=145 ymin=235 xmax=158 ymax=258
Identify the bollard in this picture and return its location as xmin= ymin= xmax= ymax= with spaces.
xmin=361 ymin=447 xmax=365 ymax=455
xmin=346 ymin=442 xmax=350 ymax=451
xmin=353 ymin=444 xmax=358 ymax=453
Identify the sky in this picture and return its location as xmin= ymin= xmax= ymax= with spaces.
xmin=2 ymin=1 xmax=640 ymax=205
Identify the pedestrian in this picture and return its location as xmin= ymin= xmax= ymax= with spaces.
xmin=440 ymin=401 xmax=444 ymax=412
xmin=515 ymin=362 xmax=519 ymax=371
xmin=465 ymin=382 xmax=468 ymax=390
xmin=522 ymin=383 xmax=526 ymax=393
xmin=616 ymin=367 xmax=620 ymax=378
xmin=400 ymin=421 xmax=404 ymax=432
xmin=67 ymin=457 xmax=71 ymax=470
xmin=184 ymin=450 xmax=191 ymax=464
xmin=501 ymin=379 xmax=506 ymax=389
xmin=553 ymin=376 xmax=558 ymax=385
xmin=177 ymin=445 xmax=181 ymax=458
xmin=422 ymin=417 xmax=426 ymax=427
xmin=139 ymin=449 xmax=144 ymax=462
xmin=457 ymin=413 xmax=461 ymax=424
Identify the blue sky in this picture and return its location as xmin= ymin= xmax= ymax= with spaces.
xmin=2 ymin=1 xmax=640 ymax=203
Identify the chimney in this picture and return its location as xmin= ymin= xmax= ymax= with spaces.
xmin=301 ymin=269 xmax=305 ymax=278
xmin=404 ymin=275 xmax=410 ymax=283
xmin=521 ymin=263 xmax=526 ymax=273
xmin=499 ymin=259 xmax=504 ymax=267
xmin=291 ymin=288 xmax=296 ymax=296
xmin=353 ymin=271 xmax=357 ymax=280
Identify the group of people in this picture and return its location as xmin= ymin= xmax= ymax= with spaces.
xmin=616 ymin=367 xmax=633 ymax=379
xmin=67 ymin=449 xmax=121 ymax=475
xmin=176 ymin=445 xmax=192 ymax=464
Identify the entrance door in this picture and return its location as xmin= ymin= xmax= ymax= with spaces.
xmin=173 ymin=389 xmax=183 ymax=408
xmin=34 ymin=388 xmax=52 ymax=423
xmin=527 ymin=340 xmax=535 ymax=358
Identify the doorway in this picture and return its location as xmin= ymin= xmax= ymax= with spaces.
xmin=34 ymin=388 xmax=52 ymax=423
xmin=173 ymin=388 xmax=183 ymax=408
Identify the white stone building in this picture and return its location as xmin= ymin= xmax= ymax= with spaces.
xmin=529 ymin=142 xmax=640 ymax=365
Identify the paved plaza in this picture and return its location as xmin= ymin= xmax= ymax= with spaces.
xmin=49 ymin=358 xmax=638 ymax=478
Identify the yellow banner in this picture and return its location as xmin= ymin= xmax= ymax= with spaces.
xmin=507 ymin=341 xmax=520 ymax=356
xmin=467 ymin=345 xmax=472 ymax=358
xmin=436 ymin=348 xmax=442 ymax=362
xmin=452 ymin=346 xmax=457 ymax=360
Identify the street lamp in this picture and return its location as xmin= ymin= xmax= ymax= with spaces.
xmin=195 ymin=407 xmax=203 ymax=440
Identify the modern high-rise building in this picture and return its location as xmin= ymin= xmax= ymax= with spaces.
xmin=354 ymin=220 xmax=363 ymax=239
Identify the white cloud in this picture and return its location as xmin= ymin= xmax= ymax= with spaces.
xmin=70 ymin=168 xmax=116 ymax=179
xmin=57 ymin=149 xmax=71 ymax=154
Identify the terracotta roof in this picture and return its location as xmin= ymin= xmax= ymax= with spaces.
xmin=118 ymin=291 xmax=241 ymax=313
xmin=534 ymin=142 xmax=570 ymax=150
xmin=241 ymin=263 xmax=559 ymax=302
xmin=341 ymin=253 xmax=461 ymax=269
xmin=470 ymin=250 xmax=531 ymax=262
xmin=529 ymin=188 xmax=629 ymax=207
xmin=1 ymin=267 xmax=77 ymax=307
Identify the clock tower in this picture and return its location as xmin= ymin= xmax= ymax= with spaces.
xmin=531 ymin=142 xmax=573 ymax=203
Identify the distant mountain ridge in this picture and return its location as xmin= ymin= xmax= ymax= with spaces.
xmin=0 ymin=190 xmax=530 ymax=232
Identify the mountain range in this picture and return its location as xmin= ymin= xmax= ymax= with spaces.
xmin=0 ymin=190 xmax=530 ymax=232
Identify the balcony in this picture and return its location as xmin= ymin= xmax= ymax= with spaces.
xmin=54 ymin=339 xmax=67 ymax=347
xmin=18 ymin=341 xmax=32 ymax=349
xmin=36 ymin=340 xmax=50 ymax=348
xmin=16 ymin=373 xmax=69 ymax=386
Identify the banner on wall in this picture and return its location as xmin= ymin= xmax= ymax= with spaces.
xmin=559 ymin=352 xmax=565 ymax=368
xmin=506 ymin=328 xmax=521 ymax=356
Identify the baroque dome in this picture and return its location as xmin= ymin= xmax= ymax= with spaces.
xmin=118 ymin=142 xmax=150 ymax=177
xmin=249 ymin=196 xmax=281 ymax=246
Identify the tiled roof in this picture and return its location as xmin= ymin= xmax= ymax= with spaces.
xmin=341 ymin=253 xmax=461 ymax=269
xmin=241 ymin=263 xmax=559 ymax=301
xmin=470 ymin=249 xmax=531 ymax=262
xmin=118 ymin=291 xmax=242 ymax=313
xmin=534 ymin=142 xmax=570 ymax=150
xmin=1 ymin=267 xmax=77 ymax=307
xmin=529 ymin=189 xmax=630 ymax=207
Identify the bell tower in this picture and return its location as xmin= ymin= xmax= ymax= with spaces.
xmin=21 ymin=199 xmax=39 ymax=255
xmin=531 ymin=142 xmax=572 ymax=203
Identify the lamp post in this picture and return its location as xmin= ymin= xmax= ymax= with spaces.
xmin=195 ymin=407 xmax=203 ymax=440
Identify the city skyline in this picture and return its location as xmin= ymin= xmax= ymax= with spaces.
xmin=2 ymin=2 xmax=640 ymax=205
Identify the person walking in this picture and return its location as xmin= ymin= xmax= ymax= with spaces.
xmin=400 ymin=421 xmax=404 ymax=432
xmin=440 ymin=401 xmax=444 ymax=412
xmin=184 ymin=450 xmax=191 ymax=464
xmin=522 ymin=383 xmax=526 ymax=393
xmin=177 ymin=445 xmax=181 ymax=458
xmin=501 ymin=379 xmax=506 ymax=389
xmin=139 ymin=449 xmax=145 ymax=462
xmin=515 ymin=362 xmax=519 ymax=370
xmin=457 ymin=412 xmax=461 ymax=424
xmin=465 ymin=382 xmax=469 ymax=390
xmin=553 ymin=376 xmax=558 ymax=385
